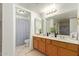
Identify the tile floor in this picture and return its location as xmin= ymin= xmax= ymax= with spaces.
xmin=16 ymin=45 xmax=45 ymax=56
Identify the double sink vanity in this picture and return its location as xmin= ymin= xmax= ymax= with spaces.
xmin=33 ymin=6 xmax=79 ymax=56
xmin=33 ymin=35 xmax=79 ymax=56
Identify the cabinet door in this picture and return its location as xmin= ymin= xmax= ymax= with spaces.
xmin=58 ymin=47 xmax=78 ymax=56
xmin=38 ymin=38 xmax=42 ymax=51
xmin=39 ymin=38 xmax=45 ymax=54
xmin=41 ymin=39 xmax=46 ymax=53
xmin=33 ymin=37 xmax=39 ymax=49
xmin=46 ymin=39 xmax=57 ymax=56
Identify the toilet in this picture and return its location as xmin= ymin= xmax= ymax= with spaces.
xmin=24 ymin=39 xmax=29 ymax=47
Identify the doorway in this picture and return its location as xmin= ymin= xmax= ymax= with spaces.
xmin=15 ymin=6 xmax=31 ymax=55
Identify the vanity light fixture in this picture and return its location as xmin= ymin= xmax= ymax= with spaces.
xmin=46 ymin=8 xmax=57 ymax=15
xmin=42 ymin=4 xmax=57 ymax=15
xmin=17 ymin=9 xmax=25 ymax=14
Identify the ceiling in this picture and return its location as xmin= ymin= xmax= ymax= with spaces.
xmin=18 ymin=3 xmax=52 ymax=13
xmin=18 ymin=3 xmax=78 ymax=14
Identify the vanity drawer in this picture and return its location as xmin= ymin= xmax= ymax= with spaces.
xmin=52 ymin=40 xmax=67 ymax=48
xmin=46 ymin=39 xmax=52 ymax=44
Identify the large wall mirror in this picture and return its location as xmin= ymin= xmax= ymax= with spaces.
xmin=34 ymin=18 xmax=43 ymax=35
xmin=46 ymin=9 xmax=78 ymax=40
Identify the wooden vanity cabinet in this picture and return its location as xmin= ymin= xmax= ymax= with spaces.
xmin=33 ymin=36 xmax=79 ymax=56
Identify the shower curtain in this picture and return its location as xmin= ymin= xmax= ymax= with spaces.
xmin=16 ymin=18 xmax=30 ymax=46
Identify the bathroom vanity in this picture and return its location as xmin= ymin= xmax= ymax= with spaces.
xmin=33 ymin=35 xmax=79 ymax=56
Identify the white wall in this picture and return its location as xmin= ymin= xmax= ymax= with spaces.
xmin=2 ymin=4 xmax=15 ymax=56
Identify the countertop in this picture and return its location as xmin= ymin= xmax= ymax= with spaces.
xmin=33 ymin=35 xmax=79 ymax=45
